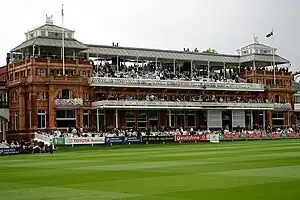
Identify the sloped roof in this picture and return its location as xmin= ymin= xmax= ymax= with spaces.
xmin=240 ymin=42 xmax=275 ymax=50
xmin=240 ymin=54 xmax=289 ymax=64
xmin=84 ymin=44 xmax=240 ymax=64
xmin=11 ymin=37 xmax=88 ymax=52
xmin=27 ymin=24 xmax=74 ymax=34
xmin=293 ymin=81 xmax=300 ymax=91
xmin=83 ymin=44 xmax=290 ymax=65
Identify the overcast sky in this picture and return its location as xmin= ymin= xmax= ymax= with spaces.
xmin=0 ymin=0 xmax=299 ymax=70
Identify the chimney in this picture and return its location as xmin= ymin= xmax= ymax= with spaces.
xmin=183 ymin=48 xmax=186 ymax=51
xmin=116 ymin=43 xmax=119 ymax=47
xmin=112 ymin=42 xmax=114 ymax=46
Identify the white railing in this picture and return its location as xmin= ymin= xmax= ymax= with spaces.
xmin=273 ymin=103 xmax=292 ymax=110
xmin=92 ymin=100 xmax=274 ymax=110
xmin=55 ymin=98 xmax=83 ymax=106
xmin=89 ymin=77 xmax=265 ymax=91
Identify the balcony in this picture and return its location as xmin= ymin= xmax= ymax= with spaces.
xmin=7 ymin=75 xmax=89 ymax=87
xmin=55 ymin=98 xmax=83 ymax=108
xmin=273 ymin=103 xmax=292 ymax=110
xmin=92 ymin=100 xmax=274 ymax=110
xmin=89 ymin=77 xmax=265 ymax=91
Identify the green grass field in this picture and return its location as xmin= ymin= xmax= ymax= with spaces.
xmin=1 ymin=140 xmax=300 ymax=200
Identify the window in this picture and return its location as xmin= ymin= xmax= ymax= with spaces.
xmin=56 ymin=109 xmax=76 ymax=119
xmin=83 ymin=110 xmax=89 ymax=127
xmin=56 ymin=89 xmax=74 ymax=99
xmin=13 ymin=91 xmax=18 ymax=103
xmin=81 ymin=70 xmax=87 ymax=77
xmin=272 ymin=112 xmax=284 ymax=119
xmin=176 ymin=111 xmax=185 ymax=127
xmin=126 ymin=112 xmax=136 ymax=129
xmin=14 ymin=112 xmax=18 ymax=130
xmin=272 ymin=112 xmax=284 ymax=127
xmin=38 ymin=110 xmax=46 ymax=129
xmin=37 ymin=91 xmax=48 ymax=100
xmin=37 ymin=69 xmax=46 ymax=76
xmin=138 ymin=111 xmax=147 ymax=129
xmin=84 ymin=92 xmax=89 ymax=101
xmin=274 ymin=95 xmax=280 ymax=103
xmin=149 ymin=111 xmax=158 ymax=127
xmin=187 ymin=112 xmax=196 ymax=127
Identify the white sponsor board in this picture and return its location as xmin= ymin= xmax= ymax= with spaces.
xmin=209 ymin=133 xmax=220 ymax=143
xmin=34 ymin=133 xmax=51 ymax=145
xmin=65 ymin=137 xmax=105 ymax=145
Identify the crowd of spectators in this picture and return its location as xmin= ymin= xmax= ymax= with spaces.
xmin=92 ymin=62 xmax=243 ymax=83
xmin=34 ymin=123 xmax=300 ymax=141
xmin=98 ymin=93 xmax=267 ymax=104
xmin=0 ymin=139 xmax=53 ymax=154
xmin=0 ymin=140 xmax=20 ymax=148
xmin=245 ymin=66 xmax=289 ymax=73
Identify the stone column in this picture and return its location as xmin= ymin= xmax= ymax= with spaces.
xmin=48 ymin=85 xmax=56 ymax=130
xmin=31 ymin=86 xmax=38 ymax=129
xmin=284 ymin=111 xmax=289 ymax=126
xmin=77 ymin=109 xmax=83 ymax=128
xmin=18 ymin=88 xmax=25 ymax=130
xmin=267 ymin=111 xmax=272 ymax=126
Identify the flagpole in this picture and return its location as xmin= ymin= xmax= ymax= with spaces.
xmin=61 ymin=4 xmax=65 ymax=76
xmin=272 ymin=29 xmax=275 ymax=83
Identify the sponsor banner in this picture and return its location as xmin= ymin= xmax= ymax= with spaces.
xmin=125 ymin=136 xmax=142 ymax=144
xmin=34 ymin=133 xmax=51 ymax=144
xmin=0 ymin=148 xmax=21 ymax=156
xmin=175 ymin=134 xmax=207 ymax=142
xmin=267 ymin=133 xmax=283 ymax=139
xmin=223 ymin=133 xmax=242 ymax=139
xmin=105 ymin=137 xmax=125 ymax=144
xmin=142 ymin=136 xmax=175 ymax=143
xmin=65 ymin=137 xmax=105 ymax=145
xmin=287 ymin=132 xmax=300 ymax=138
xmin=246 ymin=133 xmax=263 ymax=139
xmin=209 ymin=134 xmax=220 ymax=143
xmin=53 ymin=138 xmax=65 ymax=145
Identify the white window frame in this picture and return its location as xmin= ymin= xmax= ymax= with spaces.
xmin=84 ymin=92 xmax=89 ymax=101
xmin=126 ymin=112 xmax=136 ymax=128
xmin=38 ymin=110 xmax=47 ymax=129
xmin=14 ymin=112 xmax=18 ymax=130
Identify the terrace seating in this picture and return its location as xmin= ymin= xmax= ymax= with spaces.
xmin=92 ymin=62 xmax=242 ymax=83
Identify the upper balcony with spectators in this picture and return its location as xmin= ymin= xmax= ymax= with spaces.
xmin=86 ymin=37 xmax=290 ymax=92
